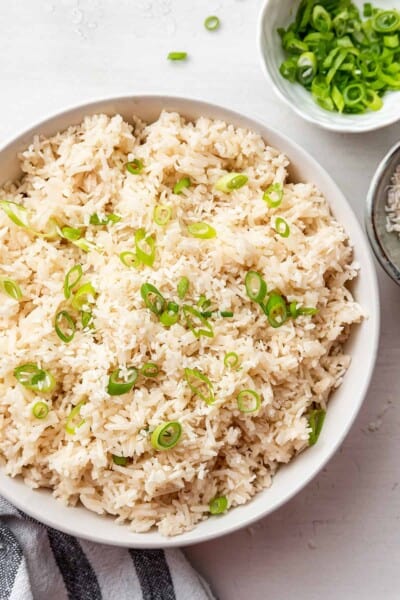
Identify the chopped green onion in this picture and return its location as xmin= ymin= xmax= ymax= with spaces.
xmin=167 ymin=52 xmax=187 ymax=61
xmin=140 ymin=362 xmax=159 ymax=378
xmin=289 ymin=301 xmax=300 ymax=318
xmin=263 ymin=183 xmax=283 ymax=208
xmin=81 ymin=310 xmax=94 ymax=329
xmin=220 ymin=310 xmax=233 ymax=318
xmin=59 ymin=226 xmax=82 ymax=241
xmin=14 ymin=363 xmax=56 ymax=393
xmin=0 ymin=278 xmax=23 ymax=300
xmin=265 ymin=293 xmax=288 ymax=328
xmin=89 ymin=213 xmax=121 ymax=225
xmin=204 ymin=15 xmax=220 ymax=31
xmin=72 ymin=238 xmax=101 ymax=253
xmin=363 ymin=3 xmax=372 ymax=18
xmin=215 ymin=173 xmax=248 ymax=193
xmin=298 ymin=306 xmax=318 ymax=316
xmin=308 ymin=408 xmax=326 ymax=445
xmin=245 ymin=271 xmax=267 ymax=304
xmin=151 ymin=421 xmax=182 ymax=450
xmin=209 ymin=496 xmax=228 ymax=515
xmin=153 ymin=205 xmax=172 ymax=226
xmin=32 ymin=401 xmax=49 ymax=419
xmin=224 ymin=352 xmax=239 ymax=369
xmin=183 ymin=305 xmax=214 ymax=338
xmin=119 ymin=251 xmax=140 ymax=269
xmin=184 ymin=368 xmax=215 ymax=405
xmin=297 ymin=51 xmax=318 ymax=85
xmin=372 ymin=11 xmax=400 ymax=34
xmin=160 ymin=302 xmax=180 ymax=327
xmin=55 ymin=311 xmax=76 ymax=343
xmin=0 ymin=200 xmax=30 ymax=228
xmin=135 ymin=228 xmax=156 ymax=267
xmin=126 ymin=159 xmax=144 ymax=175
xmin=197 ymin=294 xmax=209 ymax=309
xmin=65 ymin=400 xmax=86 ymax=435
xmin=177 ymin=276 xmax=190 ymax=300
xmin=237 ymin=389 xmax=261 ymax=413
xmin=173 ymin=177 xmax=191 ymax=194
xmin=140 ymin=283 xmax=166 ymax=316
xmin=312 ymin=5 xmax=332 ymax=33
xmin=187 ymin=222 xmax=217 ymax=239
xmin=63 ymin=264 xmax=83 ymax=300
xmin=274 ymin=217 xmax=290 ymax=238
xmin=383 ymin=34 xmax=399 ymax=49
xmin=343 ymin=82 xmax=366 ymax=106
xmin=107 ymin=367 xmax=138 ymax=396
xmin=112 ymin=455 xmax=128 ymax=466
xmin=71 ymin=282 xmax=96 ymax=311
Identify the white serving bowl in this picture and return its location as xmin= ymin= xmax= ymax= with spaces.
xmin=0 ymin=95 xmax=379 ymax=548
xmin=258 ymin=0 xmax=400 ymax=133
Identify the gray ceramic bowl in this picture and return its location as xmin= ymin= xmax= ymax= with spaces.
xmin=366 ymin=142 xmax=400 ymax=284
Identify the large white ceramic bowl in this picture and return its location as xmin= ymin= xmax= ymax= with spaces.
xmin=0 ymin=96 xmax=379 ymax=548
xmin=258 ymin=0 xmax=400 ymax=133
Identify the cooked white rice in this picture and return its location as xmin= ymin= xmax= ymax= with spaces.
xmin=0 ymin=111 xmax=363 ymax=536
xmin=386 ymin=165 xmax=400 ymax=236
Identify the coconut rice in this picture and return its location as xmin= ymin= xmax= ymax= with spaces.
xmin=0 ymin=111 xmax=363 ymax=536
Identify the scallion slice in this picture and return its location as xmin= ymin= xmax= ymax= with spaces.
xmin=187 ymin=222 xmax=216 ymax=239
xmin=183 ymin=305 xmax=214 ymax=338
xmin=151 ymin=421 xmax=182 ymax=450
xmin=177 ymin=276 xmax=189 ymax=300
xmin=119 ymin=251 xmax=140 ymax=269
xmin=81 ymin=310 xmax=94 ymax=329
xmin=60 ymin=226 xmax=82 ymax=241
xmin=245 ymin=271 xmax=267 ymax=304
xmin=0 ymin=200 xmax=30 ymax=228
xmin=140 ymin=283 xmax=166 ymax=316
xmin=173 ymin=177 xmax=191 ymax=194
xmin=265 ymin=292 xmax=288 ymax=328
xmin=65 ymin=400 xmax=86 ymax=435
xmin=263 ymin=183 xmax=283 ymax=208
xmin=55 ymin=310 xmax=76 ymax=343
xmin=32 ymin=401 xmax=49 ymax=419
xmin=0 ymin=278 xmax=23 ymax=300
xmin=220 ymin=310 xmax=233 ymax=318
xmin=140 ymin=362 xmax=159 ymax=378
xmin=126 ymin=159 xmax=144 ymax=175
xmin=224 ymin=352 xmax=239 ymax=369
xmin=184 ymin=367 xmax=215 ymax=405
xmin=153 ymin=205 xmax=172 ymax=226
xmin=215 ymin=173 xmax=248 ymax=193
xmin=14 ymin=363 xmax=56 ymax=393
xmin=372 ymin=10 xmax=400 ymax=33
xmin=90 ymin=213 xmax=121 ymax=226
xmin=308 ymin=408 xmax=326 ymax=445
xmin=71 ymin=282 xmax=96 ymax=311
xmin=112 ymin=455 xmax=128 ymax=466
xmin=107 ymin=367 xmax=138 ymax=396
xmin=274 ymin=217 xmax=290 ymax=238
xmin=167 ymin=52 xmax=187 ymax=61
xmin=204 ymin=15 xmax=220 ymax=31
xmin=237 ymin=389 xmax=261 ymax=413
xmin=209 ymin=496 xmax=228 ymax=515
xmin=160 ymin=301 xmax=180 ymax=327
xmin=135 ymin=228 xmax=156 ymax=267
xmin=63 ymin=264 xmax=83 ymax=300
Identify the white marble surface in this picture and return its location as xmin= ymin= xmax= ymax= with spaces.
xmin=1 ymin=1 xmax=400 ymax=598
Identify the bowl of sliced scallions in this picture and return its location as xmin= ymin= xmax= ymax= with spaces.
xmin=258 ymin=0 xmax=400 ymax=132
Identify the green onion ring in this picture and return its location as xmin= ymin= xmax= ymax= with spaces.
xmin=0 ymin=278 xmax=23 ymax=300
xmin=55 ymin=310 xmax=76 ymax=343
xmin=209 ymin=496 xmax=228 ymax=515
xmin=184 ymin=368 xmax=215 ymax=405
xmin=63 ymin=264 xmax=83 ymax=299
xmin=245 ymin=271 xmax=267 ymax=304
xmin=153 ymin=205 xmax=172 ymax=226
xmin=71 ymin=282 xmax=96 ymax=311
xmin=274 ymin=217 xmax=290 ymax=238
xmin=151 ymin=421 xmax=182 ymax=450
xmin=173 ymin=177 xmax=191 ymax=194
xmin=224 ymin=352 xmax=239 ymax=369
xmin=32 ymin=401 xmax=49 ymax=419
xmin=187 ymin=222 xmax=217 ymax=239
xmin=126 ymin=159 xmax=144 ymax=175
xmin=204 ymin=15 xmax=220 ymax=31
xmin=140 ymin=362 xmax=160 ymax=378
xmin=237 ymin=389 xmax=261 ymax=413
xmin=65 ymin=400 xmax=86 ymax=435
xmin=14 ymin=363 xmax=56 ymax=393
xmin=215 ymin=173 xmax=248 ymax=193
xmin=140 ymin=283 xmax=166 ymax=316
xmin=119 ymin=251 xmax=140 ymax=269
xmin=265 ymin=293 xmax=288 ymax=328
xmin=263 ymin=183 xmax=283 ymax=208
xmin=183 ymin=305 xmax=214 ymax=338
xmin=135 ymin=228 xmax=156 ymax=267
xmin=107 ymin=367 xmax=138 ymax=396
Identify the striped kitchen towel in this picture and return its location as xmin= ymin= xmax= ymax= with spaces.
xmin=0 ymin=497 xmax=215 ymax=600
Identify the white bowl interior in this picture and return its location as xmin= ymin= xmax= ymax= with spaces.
xmin=258 ymin=0 xmax=400 ymax=133
xmin=0 ymin=96 xmax=379 ymax=547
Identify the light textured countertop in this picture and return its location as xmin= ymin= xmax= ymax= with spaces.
xmin=1 ymin=1 xmax=400 ymax=598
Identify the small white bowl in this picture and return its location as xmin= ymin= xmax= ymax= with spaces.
xmin=0 ymin=95 xmax=379 ymax=548
xmin=258 ymin=0 xmax=400 ymax=133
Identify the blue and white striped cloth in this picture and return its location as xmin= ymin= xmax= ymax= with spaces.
xmin=0 ymin=497 xmax=215 ymax=600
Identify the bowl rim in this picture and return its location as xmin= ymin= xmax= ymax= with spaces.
xmin=365 ymin=140 xmax=400 ymax=284
xmin=256 ymin=0 xmax=400 ymax=134
xmin=0 ymin=93 xmax=380 ymax=547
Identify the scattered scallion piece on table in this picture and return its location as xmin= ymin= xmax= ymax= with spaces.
xmin=151 ymin=421 xmax=182 ymax=450
xmin=107 ymin=367 xmax=138 ymax=396
xmin=184 ymin=368 xmax=215 ymax=405
xmin=187 ymin=222 xmax=217 ymax=239
xmin=14 ymin=363 xmax=56 ymax=393
xmin=209 ymin=496 xmax=228 ymax=515
xmin=204 ymin=15 xmax=220 ymax=31
xmin=65 ymin=400 xmax=86 ymax=435
xmin=0 ymin=278 xmax=23 ymax=300
xmin=215 ymin=173 xmax=248 ymax=193
xmin=173 ymin=177 xmax=191 ymax=194
xmin=237 ymin=389 xmax=261 ymax=413
xmin=308 ymin=408 xmax=326 ymax=446
xmin=167 ymin=52 xmax=187 ymax=61
xmin=32 ymin=401 xmax=49 ymax=419
xmin=55 ymin=310 xmax=76 ymax=343
xmin=126 ymin=159 xmax=144 ymax=175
